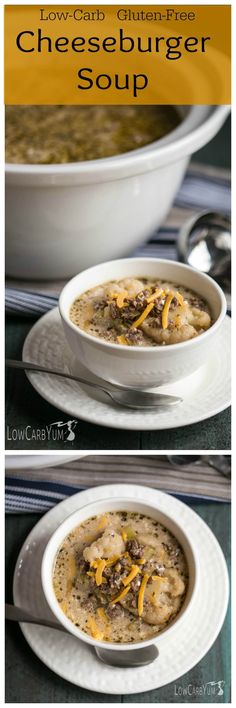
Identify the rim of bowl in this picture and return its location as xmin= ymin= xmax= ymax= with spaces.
xmin=5 ymin=105 xmax=229 ymax=176
xmin=41 ymin=495 xmax=198 ymax=650
xmin=59 ymin=257 xmax=227 ymax=354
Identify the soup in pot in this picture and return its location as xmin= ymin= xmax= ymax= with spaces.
xmin=5 ymin=105 xmax=180 ymax=164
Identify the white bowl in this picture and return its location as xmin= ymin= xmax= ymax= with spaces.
xmin=5 ymin=105 xmax=229 ymax=279
xmin=59 ymin=257 xmax=226 ymax=388
xmin=41 ymin=493 xmax=198 ymax=651
xmin=5 ymin=454 xmax=83 ymax=471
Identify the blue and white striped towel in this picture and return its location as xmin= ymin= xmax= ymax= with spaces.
xmin=5 ymin=456 xmax=231 ymax=512
xmin=5 ymin=163 xmax=231 ymax=317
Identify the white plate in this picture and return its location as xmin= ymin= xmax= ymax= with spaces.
xmin=13 ymin=484 xmax=229 ymax=694
xmin=22 ymin=308 xmax=231 ymax=431
xmin=5 ymin=454 xmax=82 ymax=471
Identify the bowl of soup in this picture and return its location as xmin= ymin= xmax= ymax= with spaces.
xmin=41 ymin=495 xmax=198 ymax=650
xmin=59 ymin=257 xmax=226 ymax=388
xmin=5 ymin=104 xmax=229 ymax=279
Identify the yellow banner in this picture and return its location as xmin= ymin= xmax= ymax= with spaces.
xmin=5 ymin=5 xmax=231 ymax=104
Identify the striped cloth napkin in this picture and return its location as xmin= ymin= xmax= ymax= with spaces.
xmin=5 ymin=163 xmax=231 ymax=316
xmin=5 ymin=455 xmax=231 ymax=513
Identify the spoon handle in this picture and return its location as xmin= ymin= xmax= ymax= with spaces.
xmin=5 ymin=603 xmax=65 ymax=632
xmin=5 ymin=358 xmax=110 ymax=395
xmin=6 ymin=604 xmax=158 ymax=668
xmin=5 ymin=358 xmax=182 ymax=409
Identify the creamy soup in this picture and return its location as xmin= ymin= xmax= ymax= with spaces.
xmin=5 ymin=105 xmax=180 ymax=164
xmin=70 ymin=278 xmax=212 ymax=346
xmin=53 ymin=511 xmax=188 ymax=643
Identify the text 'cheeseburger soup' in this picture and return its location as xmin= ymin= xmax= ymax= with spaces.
xmin=70 ymin=278 xmax=212 ymax=346
xmin=5 ymin=105 xmax=180 ymax=164
xmin=53 ymin=511 xmax=188 ymax=643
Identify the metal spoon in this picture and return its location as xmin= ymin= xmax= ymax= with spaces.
xmin=5 ymin=603 xmax=66 ymax=632
xmin=95 ymin=645 xmax=158 ymax=668
xmin=5 ymin=359 xmax=182 ymax=410
xmin=178 ymin=210 xmax=231 ymax=289
xmin=6 ymin=604 xmax=158 ymax=667
xmin=167 ymin=454 xmax=231 ymax=478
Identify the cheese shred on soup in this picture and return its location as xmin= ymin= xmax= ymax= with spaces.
xmin=53 ymin=511 xmax=189 ymax=643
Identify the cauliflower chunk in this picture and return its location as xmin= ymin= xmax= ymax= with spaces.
xmin=186 ymin=307 xmax=211 ymax=330
xmin=121 ymin=577 xmax=173 ymax=626
xmin=118 ymin=279 xmax=145 ymax=297
xmin=165 ymin=568 xmax=186 ymax=597
xmin=142 ymin=321 xmax=197 ymax=345
xmin=83 ymin=528 xmax=125 ymax=563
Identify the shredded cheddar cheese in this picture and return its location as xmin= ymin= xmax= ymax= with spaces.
xmin=131 ymin=302 xmax=154 ymax=329
xmin=121 ymin=529 xmax=128 ymax=542
xmin=162 ymin=292 xmax=174 ymax=329
xmin=95 ymin=559 xmax=107 ymax=586
xmin=175 ymin=291 xmax=184 ymax=307
xmin=152 ymin=575 xmax=168 ymax=582
xmin=60 ymin=600 xmax=68 ymax=614
xmin=105 ymin=555 xmax=121 ymax=567
xmin=112 ymin=585 xmax=131 ymax=604
xmin=111 ymin=290 xmax=128 ymax=308
xmin=122 ymin=564 xmax=140 ymax=587
xmin=91 ymin=553 xmax=125 ymax=572
xmin=146 ymin=288 xmax=164 ymax=303
xmin=87 ymin=568 xmax=106 ymax=584
xmin=97 ymin=552 xmax=130 ymax=569
xmin=97 ymin=607 xmax=109 ymax=624
xmin=97 ymin=514 xmax=108 ymax=530
xmin=87 ymin=616 xmax=104 ymax=641
xmin=116 ymin=291 xmax=128 ymax=308
xmin=138 ymin=574 xmax=150 ymax=617
xmin=117 ymin=334 xmax=127 ymax=345
xmin=136 ymin=558 xmax=146 ymax=565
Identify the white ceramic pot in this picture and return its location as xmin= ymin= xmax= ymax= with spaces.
xmin=41 ymin=493 xmax=198 ymax=651
xmin=59 ymin=257 xmax=226 ymax=388
xmin=6 ymin=105 xmax=229 ymax=279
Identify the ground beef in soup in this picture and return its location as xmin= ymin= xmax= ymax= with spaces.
xmin=69 ymin=277 xmax=212 ymax=347
xmin=5 ymin=105 xmax=180 ymax=164
xmin=53 ymin=511 xmax=188 ymax=643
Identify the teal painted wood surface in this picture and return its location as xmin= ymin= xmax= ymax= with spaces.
xmin=5 ymin=501 xmax=231 ymax=703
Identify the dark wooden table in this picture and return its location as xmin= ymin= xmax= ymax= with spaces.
xmin=5 ymin=501 xmax=231 ymax=703
xmin=5 ymin=119 xmax=231 ymax=451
